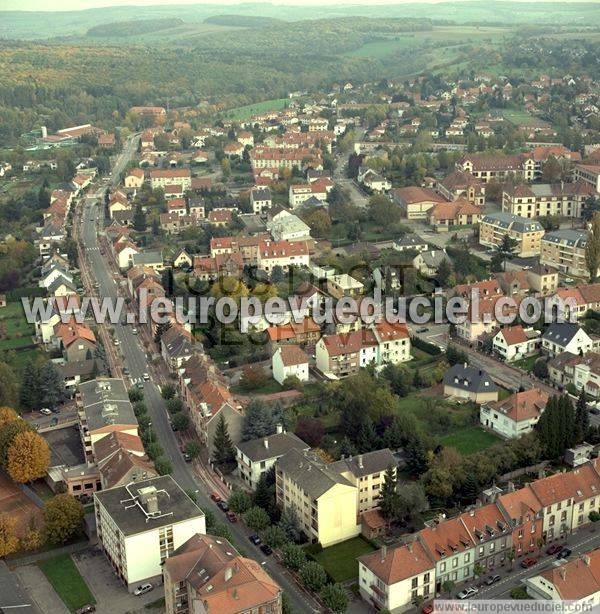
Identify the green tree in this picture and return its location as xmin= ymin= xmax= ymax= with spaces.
xmin=404 ymin=435 xmax=429 ymax=476
xmin=154 ymin=456 xmax=173 ymax=475
xmin=228 ymin=490 xmax=252 ymax=514
xmin=243 ymin=506 xmax=270 ymax=532
xmin=278 ymin=508 xmax=301 ymax=543
xmin=535 ymin=394 xmax=578 ymax=458
xmin=43 ymin=494 xmax=84 ymax=545
xmin=368 ymin=194 xmax=401 ymax=227
xmin=161 ymin=383 xmax=176 ymax=399
xmin=320 ymin=584 xmax=348 ymax=613
xmin=171 ymin=412 xmax=190 ymax=431
xmin=0 ymin=362 xmax=19 ymax=408
xmin=259 ymin=525 xmax=287 ymax=548
xmin=379 ymin=465 xmax=401 ymax=521
xmin=19 ymin=361 xmax=41 ymax=410
xmin=299 ymin=561 xmax=327 ymax=591
xmin=133 ymin=202 xmax=146 ymax=232
xmin=241 ymin=400 xmax=275 ymax=441
xmin=442 ymin=580 xmax=455 ymax=597
xmin=282 ymin=542 xmax=306 ymax=571
xmin=185 ymin=441 xmax=202 ymax=459
xmin=496 ymin=234 xmax=519 ymax=271
xmin=0 ymin=419 xmax=33 ymax=467
xmin=212 ymin=414 xmax=235 ymax=465
xmin=575 ymin=389 xmax=590 ymax=442
xmin=39 ymin=362 xmax=64 ymax=410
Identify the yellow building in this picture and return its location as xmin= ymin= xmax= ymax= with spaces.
xmin=540 ymin=229 xmax=590 ymax=279
xmin=479 ymin=212 xmax=545 ymax=257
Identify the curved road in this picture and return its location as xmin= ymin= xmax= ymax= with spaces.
xmin=77 ymin=138 xmax=318 ymax=613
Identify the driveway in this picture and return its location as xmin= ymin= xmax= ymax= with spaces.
xmin=73 ymin=549 xmax=164 ymax=613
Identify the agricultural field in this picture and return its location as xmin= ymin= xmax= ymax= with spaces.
xmin=221 ymin=98 xmax=289 ymax=122
xmin=502 ymin=109 xmax=548 ymax=128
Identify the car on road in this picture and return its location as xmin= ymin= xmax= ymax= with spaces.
xmin=557 ymin=547 xmax=572 ymax=559
xmin=210 ymin=492 xmax=221 ymax=502
xmin=260 ymin=544 xmax=273 ymax=556
xmin=131 ymin=328 xmax=138 ymax=334
xmin=183 ymin=453 xmax=191 ymax=462
xmin=76 ymin=606 xmax=96 ymax=614
xmin=136 ymin=381 xmax=144 ymax=389
xmin=249 ymin=534 xmax=261 ymax=546
xmin=457 ymin=586 xmax=478 ymax=600
xmin=521 ymin=557 xmax=538 ymax=568
xmin=134 ymin=583 xmax=153 ymax=596
xmin=143 ymin=372 xmax=150 ymax=381
xmin=226 ymin=511 xmax=237 ymax=523
xmin=122 ymin=367 xmax=130 ymax=376
xmin=485 ymin=574 xmax=501 ymax=585
xmin=217 ymin=501 xmax=229 ymax=512
xmin=39 ymin=408 xmax=52 ymax=415
xmin=416 ymin=327 xmax=429 ymax=333
xmin=546 ymin=543 xmax=564 ymax=555
xmin=114 ymin=339 xmax=120 ymax=346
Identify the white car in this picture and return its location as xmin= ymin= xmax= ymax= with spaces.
xmin=134 ymin=583 xmax=153 ymax=596
xmin=143 ymin=372 xmax=150 ymax=381
xmin=114 ymin=339 xmax=120 ymax=346
xmin=131 ymin=328 xmax=138 ymax=335
xmin=457 ymin=586 xmax=478 ymax=600
xmin=39 ymin=408 xmax=52 ymax=416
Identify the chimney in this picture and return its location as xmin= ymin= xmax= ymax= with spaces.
xmin=276 ymin=423 xmax=283 ymax=434
xmin=263 ymin=438 xmax=269 ymax=450
xmin=559 ymin=567 xmax=566 ymax=581
xmin=358 ymin=454 xmax=364 ymax=469
xmin=538 ymin=469 xmax=546 ymax=479
xmin=407 ymin=541 xmax=413 ymax=553
xmin=508 ymin=481 xmax=515 ymax=492
xmin=224 ymin=567 xmax=233 ymax=582
xmin=470 ymin=509 xmax=475 ymax=516
xmin=380 ymin=545 xmax=387 ymax=562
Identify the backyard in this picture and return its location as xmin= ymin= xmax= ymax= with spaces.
xmin=440 ymin=425 xmax=502 ymax=455
xmin=311 ymin=536 xmax=375 ymax=582
xmin=39 ymin=554 xmax=96 ymax=613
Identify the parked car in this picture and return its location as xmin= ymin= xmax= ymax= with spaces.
xmin=76 ymin=606 xmax=96 ymax=614
xmin=114 ymin=339 xmax=120 ymax=346
xmin=210 ymin=492 xmax=221 ymax=502
xmin=134 ymin=583 xmax=153 ymax=596
xmin=122 ymin=367 xmax=130 ymax=376
xmin=136 ymin=381 xmax=144 ymax=389
xmin=131 ymin=328 xmax=138 ymax=334
xmin=546 ymin=543 xmax=564 ymax=555
xmin=557 ymin=548 xmax=572 ymax=559
xmin=249 ymin=534 xmax=261 ymax=546
xmin=183 ymin=453 xmax=191 ymax=462
xmin=457 ymin=586 xmax=478 ymax=600
xmin=143 ymin=372 xmax=150 ymax=381
xmin=39 ymin=408 xmax=52 ymax=415
xmin=485 ymin=574 xmax=501 ymax=585
xmin=260 ymin=544 xmax=273 ymax=556
xmin=217 ymin=501 xmax=229 ymax=512
xmin=421 ymin=605 xmax=434 ymax=614
xmin=416 ymin=327 xmax=429 ymax=333
xmin=521 ymin=557 xmax=538 ymax=568
xmin=226 ymin=511 xmax=237 ymax=523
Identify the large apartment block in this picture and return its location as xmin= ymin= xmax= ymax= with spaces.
xmin=540 ymin=229 xmax=589 ymax=278
xmin=479 ymin=212 xmax=545 ymax=257
xmin=149 ymin=169 xmax=192 ymax=190
xmin=458 ymin=153 xmax=535 ymax=183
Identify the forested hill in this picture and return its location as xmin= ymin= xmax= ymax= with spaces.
xmin=0 ymin=2 xmax=599 ymax=40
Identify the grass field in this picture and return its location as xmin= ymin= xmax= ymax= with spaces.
xmin=502 ymin=109 xmax=548 ymax=128
xmin=222 ymin=98 xmax=288 ymax=121
xmin=39 ymin=554 xmax=96 ymax=613
xmin=440 ymin=426 xmax=502 ymax=455
xmin=312 ymin=536 xmax=375 ymax=582
xmin=0 ymin=301 xmax=36 ymax=352
xmin=513 ymin=355 xmax=540 ymax=372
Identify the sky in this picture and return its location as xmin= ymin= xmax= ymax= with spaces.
xmin=0 ymin=0 xmax=588 ymax=10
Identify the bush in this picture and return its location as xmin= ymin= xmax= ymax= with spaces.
xmin=228 ymin=490 xmax=252 ymax=514
xmin=260 ymin=525 xmax=288 ymax=549
xmin=299 ymin=561 xmax=328 ymax=591
xmin=128 ymin=388 xmax=143 ymax=402
xmin=590 ymin=511 xmax=600 ymax=522
xmin=282 ymin=542 xmax=306 ymax=571
xmin=320 ymin=583 xmax=348 ymax=613
xmin=411 ymin=336 xmax=441 ymax=356
xmin=243 ymin=506 xmax=270 ymax=532
xmin=154 ymin=456 xmax=173 ymax=475
xmin=161 ymin=384 xmax=176 ymax=399
xmin=167 ymin=398 xmax=184 ymax=414
xmin=510 ymin=587 xmax=529 ymax=600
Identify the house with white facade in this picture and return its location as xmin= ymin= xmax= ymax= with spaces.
xmin=542 ymin=323 xmax=595 ymax=357
xmin=492 ymin=326 xmax=541 ymax=362
xmin=271 ymin=345 xmax=309 ymax=385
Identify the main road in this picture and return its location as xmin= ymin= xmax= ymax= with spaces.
xmin=77 ymin=137 xmax=322 ymax=613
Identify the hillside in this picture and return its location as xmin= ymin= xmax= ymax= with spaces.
xmin=87 ymin=18 xmax=185 ymax=38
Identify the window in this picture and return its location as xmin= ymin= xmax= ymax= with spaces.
xmin=412 ymin=589 xmax=418 ymax=600
xmin=452 ymin=572 xmax=458 ymax=581
xmin=464 ymin=553 xmax=470 ymax=563
xmin=452 ymin=558 xmax=458 ymax=568
xmin=412 ymin=578 xmax=418 ymax=589
xmin=423 ymin=573 xmax=430 ymax=583
xmin=440 ymin=562 xmax=446 ymax=572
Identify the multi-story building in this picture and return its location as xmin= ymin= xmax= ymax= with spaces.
xmin=392 ymin=187 xmax=446 ymax=220
xmin=527 ymin=264 xmax=559 ymax=295
xmin=358 ymin=542 xmax=436 ymax=613
xmin=94 ymin=476 xmax=205 ymax=592
xmin=437 ymin=169 xmax=485 ymax=205
xmin=250 ymin=146 xmax=323 ymax=172
xmin=548 ymin=351 xmax=600 ymax=399
xmin=275 ymin=449 xmax=360 ymax=547
xmin=149 ymin=169 xmax=192 ymax=191
xmin=457 ymin=153 xmax=535 ymax=183
xmin=163 ymin=534 xmax=282 ymax=614
xmin=540 ymin=229 xmax=590 ymax=279
xmin=236 ymin=427 xmax=309 ymax=490
xmin=479 ymin=212 xmax=544 ymax=257
xmin=480 ymin=388 xmax=549 ymax=439
xmin=257 ymin=240 xmax=310 ymax=273
xmin=574 ymin=163 xmax=600 ymax=192
xmin=502 ymin=181 xmax=595 ymax=219
xmin=541 ymin=323 xmax=595 ymax=357
xmin=496 ymin=486 xmax=543 ymax=557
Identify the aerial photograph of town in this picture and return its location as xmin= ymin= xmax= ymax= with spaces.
xmin=0 ymin=0 xmax=600 ymax=612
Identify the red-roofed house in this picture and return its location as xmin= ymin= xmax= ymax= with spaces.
xmin=492 ymin=325 xmax=541 ymax=361
xmin=272 ymin=345 xmax=309 ymax=385
xmin=480 ymin=388 xmax=548 ymax=438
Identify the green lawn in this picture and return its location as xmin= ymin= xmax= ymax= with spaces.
xmin=39 ymin=554 xmax=96 ymax=613
xmin=312 ymin=537 xmax=375 ymax=582
xmin=345 ymin=36 xmax=416 ymax=58
xmin=513 ymin=355 xmax=540 ymax=373
xmin=502 ymin=109 xmax=547 ymax=128
xmin=222 ymin=98 xmax=288 ymax=121
xmin=0 ymin=301 xmax=36 ymax=351
xmin=440 ymin=426 xmax=502 ymax=455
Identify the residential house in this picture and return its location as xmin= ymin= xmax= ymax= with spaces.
xmin=412 ymin=249 xmax=450 ymax=277
xmin=457 ymin=153 xmax=535 ymax=183
xmin=428 ymin=198 xmax=481 ymax=229
xmin=131 ymin=251 xmax=164 ymax=272
xmin=250 ymin=187 xmax=272 ymax=214
xmin=326 ymin=274 xmax=364 ymax=299
xmin=94 ymin=476 xmax=205 ymax=592
xmin=271 ymin=345 xmax=309 ymax=385
xmin=257 ymin=240 xmax=309 ymax=273
xmin=173 ymin=249 xmax=193 ymax=269
xmin=163 ymin=534 xmax=282 ymax=614
xmin=124 ymin=168 xmax=144 ymax=189
xmin=150 ymin=169 xmax=191 ymax=190
xmin=160 ymin=325 xmax=195 ymax=374
xmin=54 ymin=319 xmax=96 ymax=362
xmin=527 ymin=265 xmax=559 ymax=295
xmin=480 ymin=388 xmax=549 ymax=438
xmin=265 ymin=317 xmax=322 ymax=347
xmin=541 ymin=323 xmax=594 ymax=357
xmin=492 ymin=326 xmax=541 ymax=362
xmin=496 ymin=487 xmax=543 ymax=557
xmin=236 ymin=427 xmax=309 ymax=489
xmin=479 ymin=213 xmax=544 ymax=257
xmin=393 ymin=234 xmax=428 ymax=253
xmin=442 ymin=364 xmax=499 ymax=403
xmin=267 ymin=213 xmax=311 ymax=242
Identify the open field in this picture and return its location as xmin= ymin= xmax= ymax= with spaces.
xmin=0 ymin=301 xmax=36 ymax=352
xmin=440 ymin=426 xmax=502 ymax=455
xmin=502 ymin=109 xmax=548 ymax=127
xmin=0 ymin=472 xmax=43 ymax=537
xmin=221 ymin=98 xmax=288 ymax=121
xmin=39 ymin=554 xmax=96 ymax=613
xmin=312 ymin=536 xmax=375 ymax=582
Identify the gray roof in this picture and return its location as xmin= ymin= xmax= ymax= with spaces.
xmin=94 ymin=475 xmax=204 ymax=537
xmin=482 ymin=212 xmax=543 ymax=234
xmin=132 ymin=250 xmax=163 ymax=266
xmin=78 ymin=378 xmax=137 ymax=432
xmin=542 ymin=323 xmax=584 ymax=346
xmin=542 ymin=229 xmax=587 ymax=249
xmin=419 ymin=249 xmax=448 ymax=268
xmin=48 ymin=276 xmax=76 ymax=293
xmin=251 ymin=187 xmax=272 ymax=200
xmin=276 ymin=449 xmax=354 ymax=499
xmin=443 ymin=364 xmax=498 ymax=393
xmin=329 ymin=449 xmax=396 ymax=478
xmin=237 ymin=431 xmax=309 ymax=463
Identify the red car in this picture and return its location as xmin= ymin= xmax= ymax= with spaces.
xmin=422 ymin=605 xmax=434 ymax=614
xmin=226 ymin=511 xmax=237 ymax=523
xmin=210 ymin=492 xmax=221 ymax=503
xmin=521 ymin=557 xmax=538 ymax=568
xmin=546 ymin=543 xmax=564 ymax=555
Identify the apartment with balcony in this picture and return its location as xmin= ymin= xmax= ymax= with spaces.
xmin=540 ymin=229 xmax=591 ymax=279
xmin=479 ymin=212 xmax=544 ymax=257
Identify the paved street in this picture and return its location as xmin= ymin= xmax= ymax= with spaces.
xmin=74 ymin=139 xmax=326 ymax=613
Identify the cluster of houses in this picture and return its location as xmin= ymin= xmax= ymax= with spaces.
xmin=359 ymin=459 xmax=600 ymax=612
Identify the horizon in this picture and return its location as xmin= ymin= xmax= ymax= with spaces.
xmin=1 ymin=0 xmax=595 ymax=12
